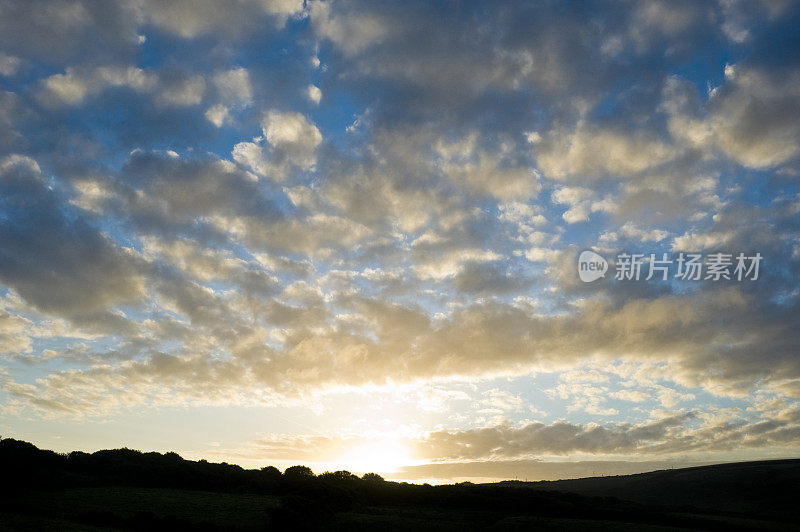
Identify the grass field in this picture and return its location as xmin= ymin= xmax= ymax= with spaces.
xmin=2 ymin=487 xmax=280 ymax=531
xmin=2 ymin=485 xmax=798 ymax=531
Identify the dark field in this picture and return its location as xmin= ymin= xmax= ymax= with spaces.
xmin=1 ymin=438 xmax=798 ymax=531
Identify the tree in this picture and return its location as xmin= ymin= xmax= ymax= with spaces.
xmin=260 ymin=465 xmax=281 ymax=480
xmin=283 ymin=465 xmax=314 ymax=480
xmin=361 ymin=472 xmax=384 ymax=483
xmin=319 ymin=470 xmax=359 ymax=483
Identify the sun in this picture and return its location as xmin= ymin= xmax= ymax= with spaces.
xmin=335 ymin=440 xmax=413 ymax=474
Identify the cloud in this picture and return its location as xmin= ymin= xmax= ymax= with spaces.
xmin=140 ymin=0 xmax=303 ymax=39
xmin=39 ymin=66 xmax=215 ymax=109
xmin=0 ymin=52 xmax=21 ymax=76
xmin=197 ymin=406 xmax=800 ymax=477
xmin=309 ymin=0 xmax=392 ymax=56
xmin=536 ymin=122 xmax=676 ymax=181
xmin=108 ymin=151 xmax=285 ymax=242
xmin=613 ymin=222 xmax=670 ymax=244
xmin=1 ymin=0 xmax=799 ymax=476
xmin=39 ymin=66 xmax=156 ymax=106
xmin=417 ymin=415 xmax=695 ymax=460
xmin=415 ymin=408 xmax=800 ymax=461
xmin=0 ymin=309 xmax=33 ymax=354
xmin=233 ymin=110 xmax=323 ymax=179
xmin=306 ymin=84 xmax=322 ymax=104
xmin=263 ymin=111 xmax=322 ymax=168
xmin=717 ymin=0 xmax=793 ymax=43
xmin=140 ymin=237 xmax=279 ymax=297
xmin=3 ymin=247 xmax=797 ymax=415
xmin=205 ymin=104 xmax=231 ymax=127
xmin=551 ymin=186 xmax=616 ymax=224
xmin=452 ymin=261 xmax=532 ymax=295
xmin=708 ymin=65 xmax=800 ymax=168
xmin=661 ymin=56 xmax=800 ymax=172
xmin=213 ymin=67 xmax=253 ymax=106
xmin=434 ymin=133 xmax=540 ymax=201
xmin=0 ymin=0 xmax=142 ymax=65
xmin=0 ymin=155 xmax=146 ymax=324
xmin=156 ymin=73 xmax=205 ymax=107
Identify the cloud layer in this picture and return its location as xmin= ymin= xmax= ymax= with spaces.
xmin=0 ymin=0 xmax=799 ymax=470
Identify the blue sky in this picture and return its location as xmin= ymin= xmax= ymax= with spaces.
xmin=1 ymin=0 xmax=799 ymax=483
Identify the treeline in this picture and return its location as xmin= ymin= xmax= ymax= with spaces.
xmin=0 ymin=437 xmax=383 ymax=494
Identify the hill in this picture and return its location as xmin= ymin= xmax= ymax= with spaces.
xmin=502 ymin=459 xmax=800 ymax=521
xmin=1 ymin=437 xmax=798 ymax=531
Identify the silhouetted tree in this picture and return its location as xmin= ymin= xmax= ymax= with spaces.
xmin=260 ymin=465 xmax=281 ymax=481
xmin=361 ymin=472 xmax=385 ymax=483
xmin=283 ymin=465 xmax=314 ymax=480
xmin=319 ymin=470 xmax=359 ymax=483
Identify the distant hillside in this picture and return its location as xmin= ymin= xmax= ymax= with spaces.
xmin=1 ymin=437 xmax=798 ymax=531
xmin=504 ymin=459 xmax=800 ymax=520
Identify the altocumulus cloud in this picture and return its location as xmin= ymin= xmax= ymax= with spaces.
xmin=0 ymin=0 xmax=799 ymax=475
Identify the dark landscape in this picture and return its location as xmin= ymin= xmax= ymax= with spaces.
xmin=1 ymin=438 xmax=798 ymax=531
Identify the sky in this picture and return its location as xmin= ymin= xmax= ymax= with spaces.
xmin=1 ymin=0 xmax=799 ymax=484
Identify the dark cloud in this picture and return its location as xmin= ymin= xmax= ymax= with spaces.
xmin=415 ymin=408 xmax=800 ymax=461
xmin=453 ymin=260 xmax=534 ymax=295
xmin=0 ymin=0 xmax=141 ymax=65
xmin=0 ymin=155 xmax=146 ymax=325
xmin=417 ymin=414 xmax=695 ymax=460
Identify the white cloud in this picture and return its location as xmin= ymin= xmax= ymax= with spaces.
xmin=0 ymin=53 xmax=20 ymax=76
xmin=309 ymin=0 xmax=391 ymax=56
xmin=307 ymin=84 xmax=322 ymax=104
xmin=213 ymin=67 xmax=253 ymax=105
xmin=232 ymin=111 xmax=323 ymax=179
xmin=205 ymin=104 xmax=231 ymax=127
xmin=618 ymin=222 xmax=670 ymax=243
xmin=40 ymin=66 xmax=156 ymax=105
xmin=536 ymin=123 xmax=676 ymax=180
xmin=552 ymin=187 xmax=616 ymax=224
xmin=263 ymin=110 xmax=323 ymax=169
xmin=157 ymin=74 xmax=205 ymax=107
xmin=435 ymin=133 xmax=541 ymax=201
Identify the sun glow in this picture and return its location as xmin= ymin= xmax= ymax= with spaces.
xmin=334 ymin=440 xmax=414 ymax=474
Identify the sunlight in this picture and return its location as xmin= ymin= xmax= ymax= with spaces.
xmin=335 ymin=440 xmax=413 ymax=474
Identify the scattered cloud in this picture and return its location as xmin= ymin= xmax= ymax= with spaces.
xmin=1 ymin=0 xmax=799 ymax=473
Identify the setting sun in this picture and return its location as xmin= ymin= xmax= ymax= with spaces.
xmin=333 ymin=440 xmax=415 ymax=475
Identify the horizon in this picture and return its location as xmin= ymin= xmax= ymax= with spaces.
xmin=1 ymin=0 xmax=800 ymax=486
xmin=9 ymin=435 xmax=800 ymax=486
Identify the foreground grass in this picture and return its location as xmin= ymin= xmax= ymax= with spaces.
xmin=3 ymin=487 xmax=280 ymax=531
xmin=331 ymin=507 xmax=700 ymax=531
xmin=2 ymin=486 xmax=797 ymax=531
